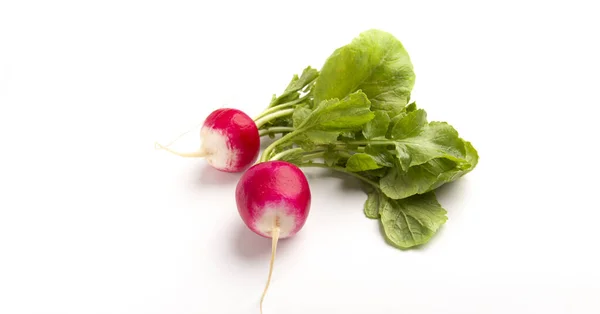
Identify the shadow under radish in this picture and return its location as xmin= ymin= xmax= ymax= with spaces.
xmin=193 ymin=163 xmax=242 ymax=186
xmin=260 ymin=135 xmax=278 ymax=150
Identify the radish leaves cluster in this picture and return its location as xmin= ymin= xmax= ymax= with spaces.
xmin=256 ymin=29 xmax=478 ymax=249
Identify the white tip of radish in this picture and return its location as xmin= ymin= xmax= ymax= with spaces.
xmin=260 ymin=226 xmax=280 ymax=314
xmin=200 ymin=126 xmax=238 ymax=171
xmin=255 ymin=205 xmax=296 ymax=238
xmin=154 ymin=141 xmax=208 ymax=158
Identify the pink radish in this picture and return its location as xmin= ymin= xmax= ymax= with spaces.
xmin=235 ymin=161 xmax=311 ymax=313
xmin=155 ymin=108 xmax=260 ymax=172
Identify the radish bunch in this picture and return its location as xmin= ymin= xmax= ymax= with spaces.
xmin=155 ymin=74 xmax=318 ymax=312
xmin=157 ymin=29 xmax=479 ymax=313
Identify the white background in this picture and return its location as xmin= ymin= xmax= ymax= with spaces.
xmin=1 ymin=1 xmax=599 ymax=313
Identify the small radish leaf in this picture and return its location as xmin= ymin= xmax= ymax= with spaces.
xmin=297 ymin=91 xmax=374 ymax=131
xmin=292 ymin=106 xmax=312 ymax=128
xmin=380 ymin=192 xmax=447 ymax=248
xmin=392 ymin=119 xmax=467 ymax=171
xmin=362 ymin=110 xmax=390 ymax=139
xmin=364 ymin=188 xmax=384 ymax=219
xmin=271 ymin=66 xmax=319 ymax=106
xmin=390 ymin=109 xmax=427 ymax=139
xmin=346 ymin=153 xmax=383 ymax=172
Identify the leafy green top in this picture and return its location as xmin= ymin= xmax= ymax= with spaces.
xmin=252 ymin=29 xmax=478 ymax=249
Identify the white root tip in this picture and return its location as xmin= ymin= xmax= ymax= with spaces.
xmin=154 ymin=122 xmax=205 ymax=155
xmin=154 ymin=142 xmax=208 ymax=158
xmin=260 ymin=223 xmax=281 ymax=314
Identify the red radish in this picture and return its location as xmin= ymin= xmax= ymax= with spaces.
xmin=235 ymin=161 xmax=311 ymax=313
xmin=155 ymin=108 xmax=260 ymax=172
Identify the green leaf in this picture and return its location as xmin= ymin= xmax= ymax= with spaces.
xmin=360 ymin=167 xmax=389 ymax=178
xmin=364 ymin=145 xmax=395 ymax=167
xmin=292 ymin=106 xmax=312 ymax=128
xmin=275 ymin=148 xmax=305 ymax=164
xmin=313 ymin=29 xmax=415 ymax=114
xmin=464 ymin=140 xmax=479 ymax=168
xmin=339 ymin=131 xmax=357 ymax=140
xmin=272 ymin=66 xmax=319 ymax=106
xmin=266 ymin=115 xmax=294 ymax=129
xmin=297 ymin=90 xmax=375 ymax=132
xmin=393 ymin=120 xmax=467 ymax=171
xmin=386 ymin=112 xmax=407 ymax=138
xmin=276 ymin=91 xmax=300 ymax=106
xmin=364 ymin=189 xmax=384 ymax=219
xmin=380 ymin=192 xmax=447 ymax=249
xmin=380 ymin=138 xmax=478 ymax=200
xmin=290 ymin=66 xmax=319 ymax=92
xmin=346 ymin=153 xmax=383 ymax=172
xmin=362 ymin=110 xmax=390 ymax=139
xmin=324 ymin=150 xmax=343 ymax=167
xmin=390 ymin=109 xmax=427 ymax=139
xmin=426 ymin=139 xmax=479 ymax=191
xmin=304 ymin=130 xmax=340 ymax=144
xmin=380 ymin=159 xmax=456 ymax=199
xmin=293 ymin=131 xmax=340 ymax=151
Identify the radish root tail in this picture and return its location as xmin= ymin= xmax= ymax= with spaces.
xmin=154 ymin=123 xmax=208 ymax=157
xmin=154 ymin=142 xmax=208 ymax=158
xmin=260 ymin=223 xmax=281 ymax=314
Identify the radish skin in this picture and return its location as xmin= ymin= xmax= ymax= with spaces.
xmin=235 ymin=161 xmax=311 ymax=313
xmin=156 ymin=108 xmax=260 ymax=172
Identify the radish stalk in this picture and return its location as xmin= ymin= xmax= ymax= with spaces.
xmin=258 ymin=127 xmax=295 ymax=137
xmin=253 ymin=94 xmax=310 ymax=121
xmin=254 ymin=108 xmax=295 ymax=129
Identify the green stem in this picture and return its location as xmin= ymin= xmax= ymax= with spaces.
xmin=260 ymin=130 xmax=301 ymax=162
xmin=301 ymin=151 xmax=325 ymax=161
xmin=259 ymin=127 xmax=295 ymax=137
xmin=324 ymin=145 xmax=365 ymax=153
xmin=263 ymin=134 xmax=388 ymax=163
xmin=261 ymin=134 xmax=394 ymax=164
xmin=254 ymin=108 xmax=294 ymax=129
xmin=270 ymin=147 xmax=305 ymax=161
xmin=256 ymin=94 xmax=310 ymax=120
xmin=304 ymin=150 xmax=352 ymax=161
xmin=339 ymin=140 xmax=396 ymax=146
xmin=264 ymin=144 xmax=378 ymax=188
xmin=298 ymin=163 xmax=379 ymax=188
xmin=270 ymin=148 xmax=354 ymax=163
